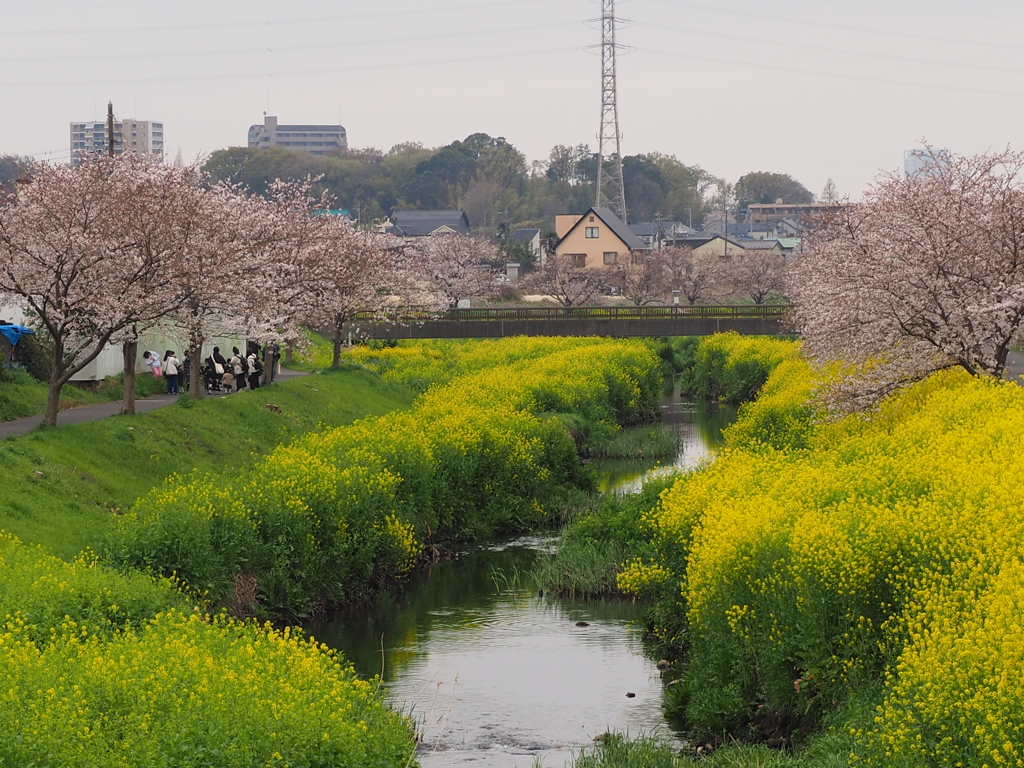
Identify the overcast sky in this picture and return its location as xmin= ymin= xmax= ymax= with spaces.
xmin=4 ymin=0 xmax=1024 ymax=199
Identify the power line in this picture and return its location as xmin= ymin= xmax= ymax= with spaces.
xmin=640 ymin=0 xmax=1024 ymax=53
xmin=632 ymin=20 xmax=1024 ymax=77
xmin=638 ymin=46 xmax=1024 ymax=100
xmin=0 ymin=20 xmax=584 ymax=64
xmin=0 ymin=46 xmax=584 ymax=88
xmin=0 ymin=0 xmax=551 ymax=36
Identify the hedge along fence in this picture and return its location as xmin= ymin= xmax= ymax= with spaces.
xmin=109 ymin=338 xmax=663 ymax=618
xmin=0 ymin=533 xmax=416 ymax=768
xmin=618 ymin=334 xmax=1024 ymax=765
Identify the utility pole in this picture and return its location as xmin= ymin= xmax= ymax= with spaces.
xmin=106 ymin=101 xmax=115 ymax=158
xmin=595 ymin=0 xmax=627 ymax=223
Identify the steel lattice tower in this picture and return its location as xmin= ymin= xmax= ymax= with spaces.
xmin=596 ymin=0 xmax=627 ymax=223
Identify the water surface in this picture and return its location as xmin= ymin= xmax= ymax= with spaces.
xmin=311 ymin=395 xmax=737 ymax=766
xmin=594 ymin=397 xmax=737 ymax=494
xmin=311 ymin=537 xmax=672 ymax=767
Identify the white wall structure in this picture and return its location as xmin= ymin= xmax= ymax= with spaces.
xmin=0 ymin=303 xmax=244 ymax=381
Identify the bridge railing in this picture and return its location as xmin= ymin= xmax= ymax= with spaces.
xmin=352 ymin=304 xmax=793 ymax=324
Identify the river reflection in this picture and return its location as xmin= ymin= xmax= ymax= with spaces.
xmin=594 ymin=397 xmax=737 ymax=494
xmin=309 ymin=537 xmax=676 ymax=767
xmin=311 ymin=396 xmax=736 ymax=766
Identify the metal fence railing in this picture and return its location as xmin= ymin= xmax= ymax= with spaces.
xmin=352 ymin=304 xmax=793 ymax=324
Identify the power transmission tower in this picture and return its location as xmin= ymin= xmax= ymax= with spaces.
xmin=595 ymin=0 xmax=627 ymax=223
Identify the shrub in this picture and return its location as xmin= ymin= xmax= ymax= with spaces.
xmin=620 ymin=336 xmax=1024 ymax=763
xmin=0 ymin=611 xmax=415 ymax=767
xmin=110 ymin=338 xmax=663 ymax=618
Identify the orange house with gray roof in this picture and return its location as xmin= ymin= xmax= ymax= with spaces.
xmin=553 ymin=207 xmax=646 ymax=269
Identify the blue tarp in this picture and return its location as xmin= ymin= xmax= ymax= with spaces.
xmin=0 ymin=324 xmax=36 ymax=346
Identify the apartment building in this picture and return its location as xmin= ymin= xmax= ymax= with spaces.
xmin=247 ymin=115 xmax=347 ymax=155
xmin=69 ymin=119 xmax=164 ymax=165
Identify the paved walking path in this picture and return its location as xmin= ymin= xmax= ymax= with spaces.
xmin=1004 ymin=350 xmax=1024 ymax=384
xmin=0 ymin=368 xmax=308 ymax=440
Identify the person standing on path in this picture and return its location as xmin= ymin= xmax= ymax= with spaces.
xmin=230 ymin=347 xmax=247 ymax=392
xmin=162 ymin=351 xmax=181 ymax=395
xmin=246 ymin=346 xmax=262 ymax=390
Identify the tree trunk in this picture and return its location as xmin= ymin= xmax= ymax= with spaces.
xmin=332 ymin=324 xmax=343 ymax=369
xmin=189 ymin=334 xmax=204 ymax=399
xmin=43 ymin=336 xmax=65 ymax=427
xmin=284 ymin=344 xmax=294 ymax=365
xmin=121 ymin=340 xmax=138 ymax=415
xmin=262 ymin=345 xmax=273 ymax=386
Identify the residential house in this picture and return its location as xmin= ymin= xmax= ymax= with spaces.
xmin=733 ymin=238 xmax=785 ymax=256
xmin=554 ymin=207 xmax=646 ymax=269
xmin=703 ymin=219 xmax=801 ymax=240
xmin=662 ymin=234 xmax=747 ymax=259
xmin=628 ymin=221 xmax=697 ymax=249
xmin=510 ymin=228 xmax=543 ymax=265
xmin=745 ymin=202 xmax=843 ymax=224
xmin=386 ymin=210 xmax=472 ymax=237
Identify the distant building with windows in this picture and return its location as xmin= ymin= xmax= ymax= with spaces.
xmin=904 ymin=148 xmax=950 ymax=179
xmin=553 ymin=206 xmax=646 ymax=269
xmin=247 ymin=116 xmax=347 ymax=155
xmin=69 ymin=118 xmax=164 ymax=165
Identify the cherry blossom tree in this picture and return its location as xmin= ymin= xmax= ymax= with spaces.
xmin=612 ymin=252 xmax=665 ymax=306
xmin=106 ymin=158 xmax=210 ymax=414
xmin=659 ymin=246 xmax=720 ymax=305
xmin=728 ymin=250 xmax=787 ymax=305
xmin=413 ymin=234 xmax=499 ymax=308
xmin=240 ymin=180 xmax=401 ymax=370
xmin=170 ymin=181 xmax=260 ymax=398
xmin=310 ymin=224 xmax=401 ymax=369
xmin=790 ymin=147 xmax=1024 ymax=410
xmin=0 ymin=158 xmax=189 ymax=426
xmin=521 ymin=253 xmax=606 ymax=307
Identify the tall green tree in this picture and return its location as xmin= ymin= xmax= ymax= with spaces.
xmin=735 ymin=171 xmax=814 ymax=216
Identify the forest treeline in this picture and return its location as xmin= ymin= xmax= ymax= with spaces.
xmin=198 ymin=134 xmax=814 ymax=234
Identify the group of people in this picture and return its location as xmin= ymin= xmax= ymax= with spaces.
xmin=205 ymin=343 xmax=281 ymax=393
xmin=141 ymin=342 xmax=280 ymax=396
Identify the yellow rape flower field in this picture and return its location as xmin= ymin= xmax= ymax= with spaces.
xmin=617 ymin=334 xmax=1024 ymax=766
xmin=2 ymin=337 xmax=664 ymax=767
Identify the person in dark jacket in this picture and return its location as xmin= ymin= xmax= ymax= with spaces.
xmin=246 ymin=345 xmax=262 ymax=390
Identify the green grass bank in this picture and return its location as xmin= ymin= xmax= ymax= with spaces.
xmin=0 ymin=367 xmax=167 ymax=422
xmin=0 ymin=365 xmax=415 ymax=558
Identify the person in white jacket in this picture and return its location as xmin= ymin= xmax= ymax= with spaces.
xmin=162 ymin=351 xmax=181 ymax=395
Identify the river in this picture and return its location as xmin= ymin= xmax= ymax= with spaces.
xmin=309 ymin=396 xmax=737 ymax=767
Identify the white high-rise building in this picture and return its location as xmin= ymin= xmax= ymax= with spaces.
xmin=904 ymin=148 xmax=949 ymax=179
xmin=70 ymin=119 xmax=164 ymax=165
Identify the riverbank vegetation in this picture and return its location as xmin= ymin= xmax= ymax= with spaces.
xmin=3 ymin=337 xmax=665 ymax=767
xmin=0 ymin=533 xmax=416 ymax=767
xmin=548 ymin=332 xmax=1024 ymax=766
xmin=0 ymin=367 xmax=414 ymax=559
xmin=109 ymin=337 xmax=662 ymax=619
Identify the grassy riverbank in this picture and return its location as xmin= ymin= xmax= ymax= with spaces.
xmin=0 ymin=367 xmax=167 ymax=422
xmin=0 ymin=365 xmax=415 ymax=558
